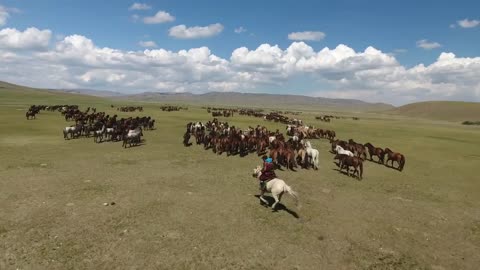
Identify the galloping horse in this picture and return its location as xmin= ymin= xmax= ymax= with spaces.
xmin=364 ymin=142 xmax=384 ymax=163
xmin=26 ymin=111 xmax=37 ymax=120
xmin=384 ymin=148 xmax=406 ymax=171
xmin=334 ymin=154 xmax=363 ymax=180
xmin=63 ymin=125 xmax=78 ymax=140
xmin=252 ymin=166 xmax=299 ymax=211
xmin=93 ymin=124 xmax=105 ymax=143
xmin=302 ymin=140 xmax=319 ymax=170
xmin=123 ymin=127 xmax=143 ymax=148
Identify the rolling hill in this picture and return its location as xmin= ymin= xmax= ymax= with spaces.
xmin=0 ymin=81 xmax=394 ymax=111
xmin=115 ymin=91 xmax=394 ymax=112
xmin=388 ymin=101 xmax=480 ymax=122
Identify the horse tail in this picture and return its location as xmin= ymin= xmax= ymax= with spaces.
xmin=400 ymin=155 xmax=405 ymax=171
xmin=284 ymin=185 xmax=300 ymax=208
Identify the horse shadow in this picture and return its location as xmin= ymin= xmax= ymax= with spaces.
xmin=253 ymin=195 xmax=300 ymax=219
xmin=332 ymin=168 xmax=361 ymax=181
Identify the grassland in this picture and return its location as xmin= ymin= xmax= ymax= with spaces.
xmin=1 ymin=85 xmax=480 ymax=269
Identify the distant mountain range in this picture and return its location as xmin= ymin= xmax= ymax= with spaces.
xmin=113 ymin=91 xmax=395 ymax=112
xmin=1 ymin=81 xmax=394 ymax=111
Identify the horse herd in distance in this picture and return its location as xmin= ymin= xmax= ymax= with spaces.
xmin=183 ymin=109 xmax=406 ymax=180
xmin=24 ymin=104 xmax=406 ymax=179
xmin=26 ymin=105 xmax=154 ymax=148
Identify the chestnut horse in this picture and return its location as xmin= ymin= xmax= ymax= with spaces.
xmin=364 ymin=142 xmax=385 ymax=164
xmin=334 ymin=154 xmax=363 ymax=180
xmin=384 ymin=148 xmax=405 ymax=171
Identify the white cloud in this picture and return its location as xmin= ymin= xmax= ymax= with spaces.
xmin=143 ymin=10 xmax=175 ymax=24
xmin=457 ymin=18 xmax=480 ymax=28
xmin=1 ymin=33 xmax=479 ymax=105
xmin=288 ymin=31 xmax=326 ymax=41
xmin=0 ymin=27 xmax=52 ymax=50
xmin=169 ymin=23 xmax=224 ymax=39
xmin=129 ymin=3 xmax=152 ymax=11
xmin=416 ymin=39 xmax=441 ymax=50
xmin=234 ymin=26 xmax=247 ymax=33
xmin=138 ymin=40 xmax=157 ymax=48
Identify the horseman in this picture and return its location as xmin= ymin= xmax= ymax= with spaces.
xmin=259 ymin=156 xmax=276 ymax=193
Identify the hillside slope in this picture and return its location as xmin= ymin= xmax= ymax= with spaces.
xmin=117 ymin=91 xmax=394 ymax=112
xmin=389 ymin=101 xmax=480 ymax=121
xmin=0 ymin=81 xmax=105 ymax=105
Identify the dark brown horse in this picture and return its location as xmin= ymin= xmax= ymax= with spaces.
xmin=26 ymin=111 xmax=37 ymax=120
xmin=183 ymin=131 xmax=191 ymax=147
xmin=364 ymin=142 xmax=385 ymax=163
xmin=384 ymin=148 xmax=405 ymax=171
xmin=334 ymin=154 xmax=363 ymax=180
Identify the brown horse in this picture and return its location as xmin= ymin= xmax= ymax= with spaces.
xmin=183 ymin=131 xmax=191 ymax=146
xmin=384 ymin=148 xmax=405 ymax=171
xmin=26 ymin=111 xmax=36 ymax=120
xmin=364 ymin=142 xmax=385 ymax=163
xmin=334 ymin=154 xmax=363 ymax=180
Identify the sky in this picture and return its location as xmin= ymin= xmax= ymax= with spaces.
xmin=0 ymin=0 xmax=479 ymax=105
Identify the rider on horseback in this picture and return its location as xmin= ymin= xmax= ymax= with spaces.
xmin=259 ymin=155 xmax=276 ymax=192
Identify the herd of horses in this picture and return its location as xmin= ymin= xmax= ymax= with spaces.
xmin=117 ymin=106 xmax=143 ymax=112
xmin=160 ymin=105 xmax=187 ymax=111
xmin=183 ymin=119 xmax=322 ymax=171
xmin=183 ymin=113 xmax=406 ymax=181
xmin=330 ymin=138 xmax=406 ymax=179
xmin=25 ymin=104 xmax=154 ymax=148
xmin=61 ymin=106 xmax=154 ymax=148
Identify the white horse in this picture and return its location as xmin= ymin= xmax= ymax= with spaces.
xmin=93 ymin=124 xmax=105 ymax=143
xmin=123 ymin=127 xmax=143 ymax=148
xmin=63 ymin=126 xmax=77 ymax=140
xmin=268 ymin=136 xmax=276 ymax=144
xmin=252 ymin=166 xmax=299 ymax=210
xmin=302 ymin=140 xmax=319 ymax=170
xmin=105 ymin=127 xmax=115 ymax=141
xmin=335 ymin=145 xmax=354 ymax=157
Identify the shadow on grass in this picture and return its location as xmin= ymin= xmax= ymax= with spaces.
xmin=253 ymin=195 xmax=300 ymax=219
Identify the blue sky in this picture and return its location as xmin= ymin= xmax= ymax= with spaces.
xmin=0 ymin=0 xmax=479 ymax=104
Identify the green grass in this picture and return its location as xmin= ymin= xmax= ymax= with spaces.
xmin=1 ymin=86 xmax=480 ymax=269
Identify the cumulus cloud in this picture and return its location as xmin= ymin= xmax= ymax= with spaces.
xmin=0 ymin=32 xmax=479 ymax=105
xmin=288 ymin=31 xmax=326 ymax=41
xmin=169 ymin=23 xmax=224 ymax=39
xmin=457 ymin=18 xmax=480 ymax=28
xmin=143 ymin=10 xmax=175 ymax=24
xmin=416 ymin=39 xmax=441 ymax=50
xmin=129 ymin=3 xmax=151 ymax=11
xmin=0 ymin=27 xmax=52 ymax=50
xmin=234 ymin=26 xmax=247 ymax=33
xmin=138 ymin=40 xmax=157 ymax=47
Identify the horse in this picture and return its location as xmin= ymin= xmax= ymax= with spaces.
xmin=183 ymin=131 xmax=191 ymax=147
xmin=364 ymin=142 xmax=385 ymax=163
xmin=63 ymin=126 xmax=77 ymax=140
xmin=384 ymin=148 xmax=406 ymax=171
xmin=335 ymin=145 xmax=354 ymax=157
xmin=252 ymin=166 xmax=299 ymax=211
xmin=26 ymin=111 xmax=36 ymax=120
xmin=299 ymin=140 xmax=319 ymax=170
xmin=93 ymin=124 xmax=106 ymax=143
xmin=334 ymin=154 xmax=363 ymax=180
xmin=123 ymin=127 xmax=143 ymax=148
xmin=105 ymin=127 xmax=115 ymax=141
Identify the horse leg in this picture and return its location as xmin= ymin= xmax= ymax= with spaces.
xmin=259 ymin=194 xmax=268 ymax=206
xmin=271 ymin=193 xmax=280 ymax=211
